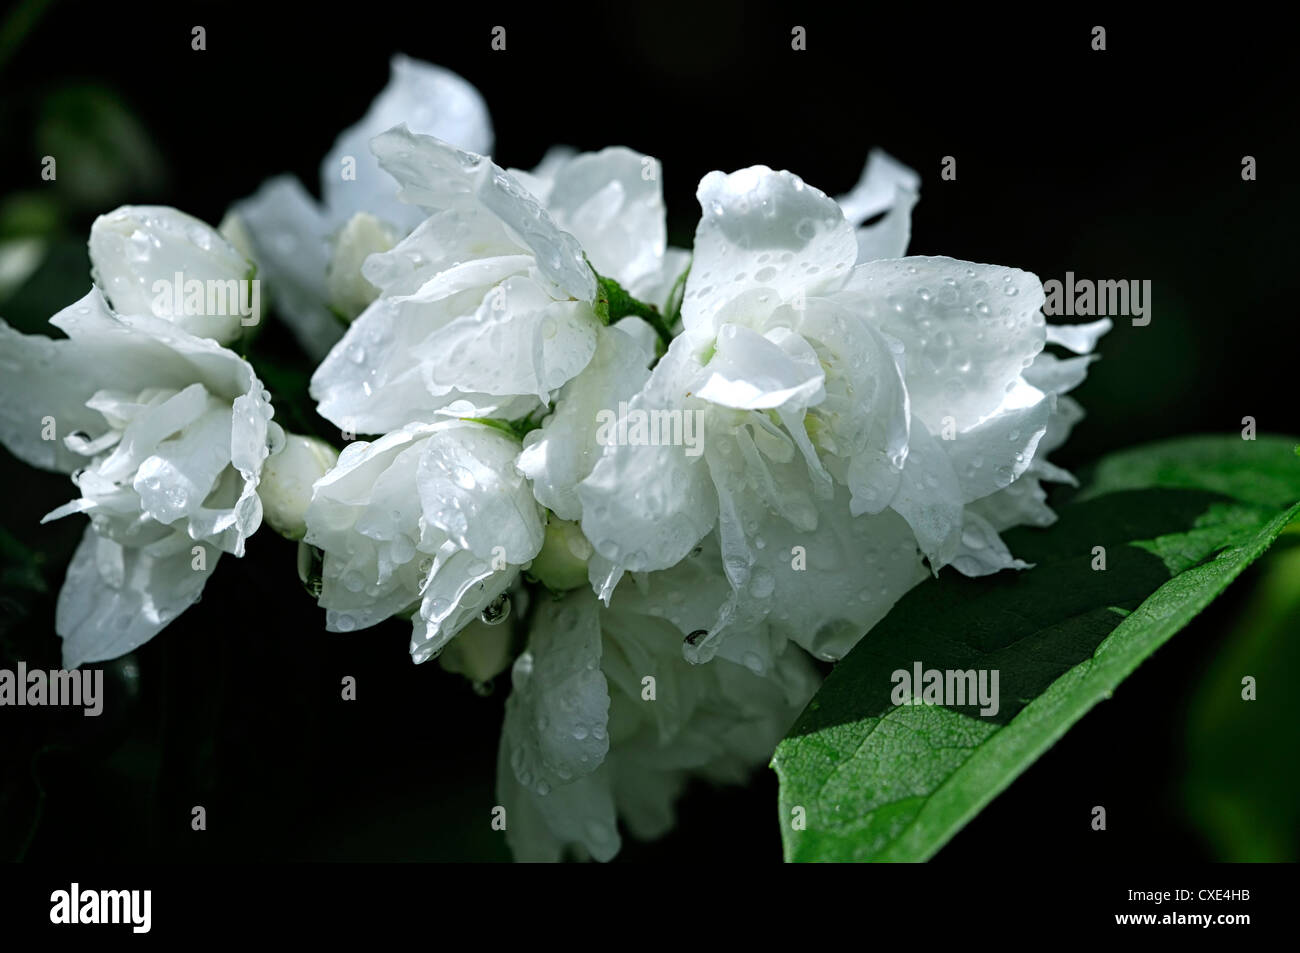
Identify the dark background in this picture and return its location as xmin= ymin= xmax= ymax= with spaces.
xmin=0 ymin=0 xmax=1296 ymax=862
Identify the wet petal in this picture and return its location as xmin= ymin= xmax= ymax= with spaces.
xmin=544 ymin=147 xmax=667 ymax=291
xmin=518 ymin=323 xmax=653 ymax=520
xmin=502 ymin=594 xmax=610 ymax=792
xmin=420 ymin=275 xmax=598 ymax=403
xmin=321 ymin=55 xmax=492 ymax=231
xmin=837 ymin=148 xmax=921 ymax=227
xmin=684 ymin=167 xmax=857 ymax=334
xmin=842 ymin=256 xmax=1047 ymax=430
xmin=416 ymin=421 xmax=545 ymax=563
xmin=89 ymin=205 xmax=252 ymax=344
xmin=694 ymin=323 xmax=826 ymax=411
xmin=231 ymin=176 xmax=339 ymax=361
xmin=372 ymin=126 xmax=595 ymax=301
xmin=577 ymin=337 xmax=718 ymax=572
xmin=57 ymin=528 xmax=218 ymax=668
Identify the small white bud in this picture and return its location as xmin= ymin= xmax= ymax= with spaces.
xmin=439 ymin=618 xmax=516 ymax=684
xmin=259 ymin=434 xmax=340 ymax=540
xmin=89 ymin=205 xmax=252 ymax=344
xmin=327 ymin=212 xmax=398 ymax=321
xmin=529 ymin=516 xmax=595 ymax=592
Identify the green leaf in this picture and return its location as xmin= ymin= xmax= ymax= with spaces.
xmin=772 ymin=435 xmax=1300 ymax=862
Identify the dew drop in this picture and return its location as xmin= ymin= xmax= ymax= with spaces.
xmin=480 ymin=591 xmax=511 ymax=626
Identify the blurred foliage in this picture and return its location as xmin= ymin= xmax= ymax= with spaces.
xmin=34 ymin=85 xmax=167 ymax=211
xmin=1184 ymin=533 xmax=1300 ymax=861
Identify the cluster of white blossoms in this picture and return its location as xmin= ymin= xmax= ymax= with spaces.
xmin=0 ymin=56 xmax=1107 ymax=861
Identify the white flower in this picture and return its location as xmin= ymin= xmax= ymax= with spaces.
xmin=495 ymin=563 xmax=818 ymax=862
xmin=89 ymin=205 xmax=256 ymax=345
xmin=510 ymin=146 xmax=690 ymax=311
xmin=302 ymin=419 xmax=544 ymax=661
xmin=307 ymin=127 xmax=611 ymax=435
xmin=577 ymin=164 xmax=1108 ymax=662
xmin=230 ymin=55 xmax=493 ymax=359
xmin=517 ymin=320 xmax=655 ymax=533
xmin=0 ymin=286 xmax=277 ymax=667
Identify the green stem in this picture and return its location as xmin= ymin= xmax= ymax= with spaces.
xmin=593 ymin=272 xmax=674 ymax=349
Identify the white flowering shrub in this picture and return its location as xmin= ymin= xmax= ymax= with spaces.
xmin=7 ymin=55 xmax=1292 ymax=865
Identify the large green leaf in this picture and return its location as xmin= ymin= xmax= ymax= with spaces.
xmin=772 ymin=435 xmax=1300 ymax=862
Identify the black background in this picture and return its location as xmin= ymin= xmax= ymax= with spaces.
xmin=0 ymin=0 xmax=1296 ymax=863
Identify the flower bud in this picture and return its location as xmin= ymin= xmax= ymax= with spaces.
xmin=218 ymin=210 xmax=258 ymax=267
xmin=326 ymin=212 xmax=398 ymax=321
xmin=528 ymin=516 xmax=594 ymax=592
xmin=260 ymin=434 xmax=339 ymax=540
xmin=438 ymin=617 xmax=517 ymax=685
xmin=89 ymin=205 xmax=254 ymax=344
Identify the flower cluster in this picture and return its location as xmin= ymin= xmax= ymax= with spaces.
xmin=0 ymin=56 xmax=1107 ymax=861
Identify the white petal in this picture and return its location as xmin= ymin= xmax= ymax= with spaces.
xmin=0 ymin=303 xmax=129 ymax=473
xmin=307 ymin=426 xmax=432 ymax=632
xmin=842 ymin=256 xmax=1047 ymax=430
xmin=371 ymin=126 xmax=595 ymax=301
xmin=1023 ymin=351 xmax=1096 ymax=395
xmin=361 ymin=203 xmax=520 ymax=297
xmin=544 ymin=147 xmax=667 ymax=291
xmin=770 ymin=297 xmax=911 ymax=495
xmin=310 ymin=256 xmax=535 ymax=433
xmin=684 ymin=167 xmax=857 ymax=334
xmin=421 ymin=275 xmax=598 ymax=403
xmin=607 ymin=755 xmax=686 ymax=842
xmin=888 ymin=416 xmax=963 ymax=568
xmin=627 ymin=246 xmax=692 ymax=313
xmin=968 ymin=475 xmax=1056 ymax=531
xmin=411 ymin=551 xmax=515 ymax=660
xmin=701 ymin=481 xmax=928 ymax=663
xmin=854 ymin=186 xmax=917 ymax=264
xmin=518 ymin=323 xmax=652 ymax=520
xmin=1046 ymin=317 xmax=1112 ymax=353
xmin=693 ymin=323 xmax=826 ymax=410
xmin=496 ymin=743 xmax=620 ymax=863
xmin=837 ymin=149 xmax=920 ymax=264
xmin=89 ymin=205 xmax=251 ymax=344
xmin=503 ymin=595 xmax=610 ymax=792
xmin=505 ymin=145 xmax=579 ymax=204
xmin=949 ymin=510 xmax=1031 ymax=577
xmin=231 ymin=175 xmax=339 ymax=361
xmin=577 ymin=337 xmax=718 ymax=572
xmin=132 ymin=400 xmax=232 ymax=525
xmin=943 ymin=379 xmax=1051 ymax=504
xmin=837 ymin=148 xmax=921 ymax=226
xmin=57 ymin=527 xmax=218 ymax=668
xmin=321 ymin=55 xmax=492 ymax=231
xmin=416 ymin=421 xmax=544 ymax=563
